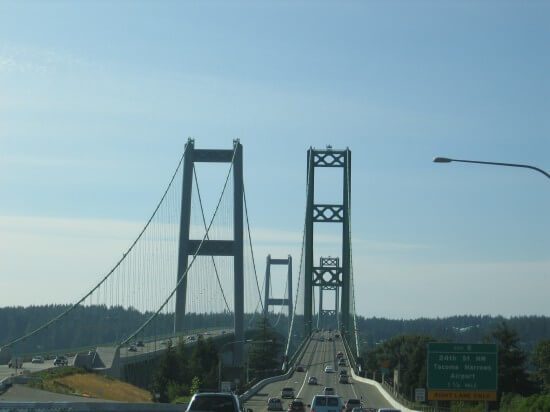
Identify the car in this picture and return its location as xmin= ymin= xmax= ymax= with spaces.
xmin=267 ymin=397 xmax=283 ymax=411
xmin=320 ymin=337 xmax=325 ymax=342
xmin=345 ymin=399 xmax=361 ymax=412
xmin=338 ymin=359 xmax=346 ymax=366
xmin=136 ymin=340 xmax=144 ymax=347
xmin=339 ymin=369 xmax=347 ymax=376
xmin=309 ymin=395 xmax=343 ymax=412
xmin=281 ymin=387 xmax=295 ymax=399
xmin=338 ymin=375 xmax=348 ymax=384
xmin=186 ymin=392 xmax=245 ymax=412
xmin=324 ymin=365 xmax=334 ymax=373
xmin=288 ymin=399 xmax=305 ymax=412
xmin=351 ymin=408 xmax=377 ymax=412
xmin=53 ymin=355 xmax=68 ymax=366
xmin=31 ymin=355 xmax=44 ymax=364
xmin=160 ymin=340 xmax=167 ymax=345
xmin=328 ymin=337 xmax=333 ymax=342
xmin=128 ymin=344 xmax=137 ymax=352
xmin=296 ymin=365 xmax=305 ymax=372
xmin=323 ymin=387 xmax=335 ymax=396
xmin=335 ymin=334 xmax=340 ymax=338
xmin=308 ymin=376 xmax=318 ymax=385
xmin=336 ymin=351 xmax=344 ymax=359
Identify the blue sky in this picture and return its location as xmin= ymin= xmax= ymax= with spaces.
xmin=0 ymin=1 xmax=549 ymax=318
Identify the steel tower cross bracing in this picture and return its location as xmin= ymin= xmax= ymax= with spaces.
xmin=263 ymin=255 xmax=293 ymax=321
xmin=304 ymin=147 xmax=351 ymax=336
xmin=174 ymin=139 xmax=245 ymax=365
xmin=317 ymin=257 xmax=340 ymax=330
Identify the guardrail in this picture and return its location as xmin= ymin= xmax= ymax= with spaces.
xmin=349 ymin=368 xmax=416 ymax=412
xmin=241 ymin=336 xmax=312 ymax=403
xmin=0 ymin=402 xmax=185 ymax=411
xmin=284 ymin=335 xmax=309 ymax=371
xmin=341 ymin=334 xmax=358 ymax=373
xmin=379 ymin=379 xmax=448 ymax=412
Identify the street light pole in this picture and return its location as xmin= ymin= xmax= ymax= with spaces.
xmin=433 ymin=157 xmax=550 ymax=180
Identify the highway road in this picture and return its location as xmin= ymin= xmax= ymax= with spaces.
xmin=244 ymin=331 xmax=395 ymax=412
xmin=0 ymin=360 xmax=56 ymax=382
xmin=0 ymin=328 xmax=232 ymax=384
xmin=119 ymin=328 xmax=232 ymax=360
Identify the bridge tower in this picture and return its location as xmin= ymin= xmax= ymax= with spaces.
xmin=263 ymin=255 xmax=293 ymax=323
xmin=304 ymin=147 xmax=351 ymax=337
xmin=174 ymin=138 xmax=245 ymax=365
xmin=317 ymin=257 xmax=340 ymax=330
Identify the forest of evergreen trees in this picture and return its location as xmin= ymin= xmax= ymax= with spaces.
xmin=3 ymin=304 xmax=550 ymax=357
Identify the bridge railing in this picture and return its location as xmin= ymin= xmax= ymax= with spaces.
xmin=341 ymin=332 xmax=359 ymax=374
xmin=380 ymin=377 xmax=448 ymax=412
xmin=283 ymin=334 xmax=310 ymax=371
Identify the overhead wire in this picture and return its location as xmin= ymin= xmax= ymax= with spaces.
xmin=119 ymin=145 xmax=237 ymax=346
xmin=192 ymin=166 xmax=231 ymax=313
xmin=0 ymin=150 xmax=186 ymax=351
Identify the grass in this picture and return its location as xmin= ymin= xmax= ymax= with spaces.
xmin=29 ymin=367 xmax=151 ymax=403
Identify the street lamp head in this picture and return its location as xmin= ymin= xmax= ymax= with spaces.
xmin=433 ymin=157 xmax=452 ymax=163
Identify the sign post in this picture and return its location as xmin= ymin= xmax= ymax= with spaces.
xmin=427 ymin=343 xmax=497 ymax=402
xmin=415 ymin=388 xmax=426 ymax=403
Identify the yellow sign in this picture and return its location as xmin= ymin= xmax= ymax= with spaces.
xmin=428 ymin=390 xmax=497 ymax=401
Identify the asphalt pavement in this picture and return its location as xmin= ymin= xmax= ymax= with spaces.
xmin=244 ymin=331 xmax=394 ymax=412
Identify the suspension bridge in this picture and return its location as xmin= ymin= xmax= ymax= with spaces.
xmin=0 ymin=140 xmax=398 ymax=408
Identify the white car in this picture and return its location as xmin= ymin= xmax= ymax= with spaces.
xmin=31 ymin=355 xmax=44 ymax=364
xmin=324 ymin=365 xmax=334 ymax=373
xmin=310 ymin=394 xmax=342 ymax=412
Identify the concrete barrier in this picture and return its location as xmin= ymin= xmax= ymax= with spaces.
xmin=0 ymin=402 xmax=185 ymax=411
xmin=240 ymin=366 xmax=294 ymax=403
xmin=350 ymin=368 xmax=419 ymax=412
xmin=241 ymin=338 xmax=312 ymax=403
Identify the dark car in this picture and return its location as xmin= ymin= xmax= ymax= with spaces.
xmin=288 ymin=399 xmax=305 ymax=412
xmin=345 ymin=399 xmax=362 ymax=412
xmin=281 ymin=387 xmax=295 ymax=399
xmin=296 ymin=365 xmax=305 ymax=372
xmin=186 ymin=392 xmax=245 ymax=412
xmin=54 ymin=355 xmax=68 ymax=366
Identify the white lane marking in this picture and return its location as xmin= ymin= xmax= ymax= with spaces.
xmin=296 ymin=370 xmax=310 ymax=398
xmin=350 ymin=379 xmax=359 ymax=399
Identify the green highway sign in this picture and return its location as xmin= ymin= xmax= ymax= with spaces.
xmin=427 ymin=343 xmax=497 ymax=401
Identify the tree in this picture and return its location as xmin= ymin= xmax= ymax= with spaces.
xmin=189 ymin=336 xmax=219 ymax=390
xmin=533 ymin=339 xmax=550 ymax=393
xmin=248 ymin=317 xmax=282 ymax=377
xmin=489 ymin=322 xmax=534 ymax=398
xmin=151 ymin=341 xmax=182 ymax=402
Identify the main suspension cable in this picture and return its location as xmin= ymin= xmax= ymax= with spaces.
xmin=120 ymin=146 xmax=237 ymax=346
xmin=193 ymin=166 xmax=231 ymax=313
xmin=1 ymin=150 xmax=186 ymax=351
